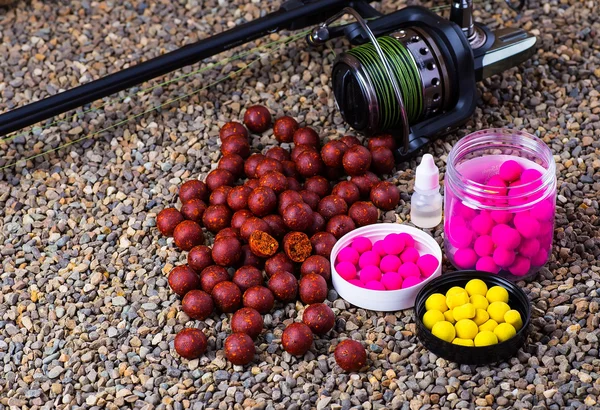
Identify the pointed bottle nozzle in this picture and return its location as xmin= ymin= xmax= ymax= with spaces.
xmin=415 ymin=154 xmax=440 ymax=191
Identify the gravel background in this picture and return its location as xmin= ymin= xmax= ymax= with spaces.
xmin=1 ymin=0 xmax=599 ymax=409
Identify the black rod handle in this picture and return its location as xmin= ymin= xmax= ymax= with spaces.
xmin=0 ymin=0 xmax=349 ymax=137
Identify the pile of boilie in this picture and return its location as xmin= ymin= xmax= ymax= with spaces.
xmin=156 ymin=104 xmax=402 ymax=369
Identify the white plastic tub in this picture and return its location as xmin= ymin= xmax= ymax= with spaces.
xmin=331 ymin=224 xmax=443 ymax=311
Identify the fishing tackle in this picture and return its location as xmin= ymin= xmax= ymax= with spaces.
xmin=0 ymin=0 xmax=536 ymax=161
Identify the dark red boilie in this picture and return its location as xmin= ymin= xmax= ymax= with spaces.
xmin=263 ymin=214 xmax=287 ymax=239
xmin=295 ymin=150 xmax=324 ymax=178
xmin=370 ymin=146 xmax=395 ymax=175
xmin=240 ymin=217 xmax=271 ymax=241
xmin=238 ymin=244 xmax=264 ymax=269
xmin=340 ymin=135 xmax=361 ymax=147
xmin=299 ymin=273 xmax=328 ymax=305
xmin=343 ymin=145 xmax=372 ymax=176
xmin=182 ymin=289 xmax=214 ymax=320
xmin=231 ymin=308 xmax=264 ymax=340
xmin=211 ymin=281 xmax=242 ymax=313
xmin=224 ymin=333 xmax=256 ymax=365
xmin=265 ymin=146 xmax=291 ymax=162
xmin=259 ymin=171 xmax=288 ymax=194
xmin=248 ymin=187 xmax=278 ymax=217
xmin=244 ymin=154 xmax=265 ymax=179
xmin=265 ymin=252 xmax=295 ymax=278
xmin=304 ymin=176 xmax=331 ymax=198
xmin=218 ymin=154 xmax=245 ymax=178
xmin=334 ymin=340 xmax=367 ymax=372
xmin=320 ymin=140 xmax=348 ymax=169
xmin=268 ymin=271 xmax=298 ymax=302
xmin=231 ymin=209 xmax=253 ymax=229
xmin=291 ymin=144 xmax=317 ymax=163
xmin=298 ymin=190 xmax=320 ymax=212
xmin=173 ymin=220 xmax=205 ymax=251
xmin=200 ymin=265 xmax=229 ymax=294
xmin=202 ymin=205 xmax=232 ymax=233
xmin=317 ymin=195 xmax=348 ymax=220
xmin=242 ymin=286 xmax=275 ymax=314
xmin=367 ymin=133 xmax=396 ymax=151
xmin=168 ymin=265 xmax=202 ymax=296
xmin=243 ymin=105 xmax=272 ymax=133
xmin=300 ymin=255 xmax=331 ymax=282
xmin=205 ymin=169 xmax=235 ymax=191
xmin=293 ymin=127 xmax=320 ymax=147
xmin=326 ymin=215 xmax=356 ymax=239
xmin=210 ymin=186 xmax=233 ymax=206
xmin=214 ymin=227 xmax=240 ymax=242
xmin=310 ymin=232 xmax=337 ymax=258
xmin=157 ymin=208 xmax=185 ymax=237
xmin=233 ymin=266 xmax=264 ymax=292
xmin=273 ymin=116 xmax=299 ymax=143
xmin=348 ymin=201 xmax=379 ymax=227
xmin=281 ymin=160 xmax=299 ymax=178
xmin=188 ymin=245 xmax=213 ymax=273
xmin=256 ymin=158 xmax=284 ymax=178
xmin=219 ymin=121 xmax=248 ymax=141
xmin=227 ymin=185 xmax=253 ymax=211
xmin=179 ymin=180 xmax=209 ymax=204
xmin=282 ymin=202 xmax=313 ymax=231
xmin=308 ymin=212 xmax=326 ymax=235
xmin=174 ymin=328 xmax=208 ymax=359
xmin=245 ymin=179 xmax=260 ymax=190
xmin=351 ymin=172 xmax=380 ymax=198
xmin=332 ymin=181 xmax=361 ymax=206
xmin=278 ymin=190 xmax=303 ymax=215
xmin=286 ymin=177 xmax=302 ymax=191
xmin=180 ymin=199 xmax=207 ymax=223
xmin=302 ymin=303 xmax=335 ymax=335
xmin=282 ymin=323 xmax=313 ymax=356
xmin=212 ymin=237 xmax=242 ymax=266
xmin=370 ymin=181 xmax=400 ymax=211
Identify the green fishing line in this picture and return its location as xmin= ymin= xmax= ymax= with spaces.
xmin=347 ymin=36 xmax=423 ymax=129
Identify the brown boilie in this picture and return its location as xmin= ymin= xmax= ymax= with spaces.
xmin=248 ymin=230 xmax=279 ymax=258
xmin=283 ymin=231 xmax=312 ymax=263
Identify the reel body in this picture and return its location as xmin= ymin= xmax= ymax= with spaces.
xmin=310 ymin=2 xmax=537 ymax=160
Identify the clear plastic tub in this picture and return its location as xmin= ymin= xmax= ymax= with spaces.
xmin=444 ymin=129 xmax=557 ymax=281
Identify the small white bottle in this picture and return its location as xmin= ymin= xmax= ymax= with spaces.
xmin=411 ymin=154 xmax=443 ymax=229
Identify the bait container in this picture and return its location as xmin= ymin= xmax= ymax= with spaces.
xmin=444 ymin=129 xmax=557 ymax=281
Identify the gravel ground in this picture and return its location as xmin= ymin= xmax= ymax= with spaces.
xmin=1 ymin=0 xmax=599 ymax=409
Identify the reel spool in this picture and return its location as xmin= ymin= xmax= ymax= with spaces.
xmin=309 ymin=1 xmax=537 ymax=160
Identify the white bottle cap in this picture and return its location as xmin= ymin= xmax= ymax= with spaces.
xmin=415 ymin=154 xmax=440 ymax=191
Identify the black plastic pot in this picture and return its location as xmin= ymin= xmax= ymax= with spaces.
xmin=414 ymin=271 xmax=531 ymax=365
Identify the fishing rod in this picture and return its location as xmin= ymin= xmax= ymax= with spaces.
xmin=0 ymin=0 xmax=535 ymax=160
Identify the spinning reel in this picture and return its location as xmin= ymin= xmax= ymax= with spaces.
xmin=308 ymin=0 xmax=536 ymax=158
xmin=0 ymin=0 xmax=536 ymax=162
